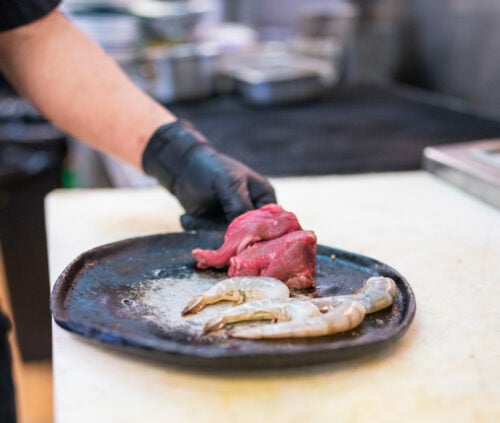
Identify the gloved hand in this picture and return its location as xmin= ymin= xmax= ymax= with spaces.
xmin=142 ymin=120 xmax=276 ymax=230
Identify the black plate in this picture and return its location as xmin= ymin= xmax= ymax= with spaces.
xmin=51 ymin=231 xmax=416 ymax=370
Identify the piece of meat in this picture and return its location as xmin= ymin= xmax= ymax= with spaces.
xmin=228 ymin=230 xmax=317 ymax=289
xmin=192 ymin=204 xmax=302 ymax=269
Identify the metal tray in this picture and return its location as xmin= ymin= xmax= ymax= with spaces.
xmin=423 ymin=139 xmax=500 ymax=209
xmin=218 ymin=48 xmax=335 ymax=105
xmin=51 ymin=231 xmax=416 ymax=370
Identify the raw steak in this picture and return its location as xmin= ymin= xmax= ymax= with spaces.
xmin=228 ymin=230 xmax=317 ymax=289
xmin=192 ymin=204 xmax=302 ymax=269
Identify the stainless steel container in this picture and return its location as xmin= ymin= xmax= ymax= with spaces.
xmin=121 ymin=43 xmax=220 ymax=104
xmin=66 ymin=2 xmax=218 ymax=103
xmin=218 ymin=47 xmax=337 ymax=105
xmin=129 ymin=0 xmax=213 ymax=43
xmin=300 ymin=2 xmax=359 ymax=39
xmin=232 ymin=63 xmax=325 ymax=106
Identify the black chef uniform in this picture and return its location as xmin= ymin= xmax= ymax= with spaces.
xmin=0 ymin=0 xmax=61 ymax=31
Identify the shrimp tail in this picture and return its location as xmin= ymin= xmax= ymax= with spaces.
xmin=182 ymin=296 xmax=205 ymax=315
xmin=203 ymin=316 xmax=226 ymax=334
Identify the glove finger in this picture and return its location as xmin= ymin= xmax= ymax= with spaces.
xmin=248 ymin=175 xmax=277 ymax=208
xmin=180 ymin=213 xmax=228 ymax=232
xmin=214 ymin=176 xmax=254 ymax=222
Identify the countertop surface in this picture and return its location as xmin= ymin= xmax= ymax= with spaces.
xmin=46 ymin=171 xmax=500 ymax=423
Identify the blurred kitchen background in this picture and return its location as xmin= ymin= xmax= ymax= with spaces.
xmin=3 ymin=0 xmax=500 ymax=188
xmin=1 ymin=1 xmax=500 ymax=421
xmin=63 ymin=0 xmax=500 ymax=187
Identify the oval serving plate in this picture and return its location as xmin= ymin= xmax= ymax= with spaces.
xmin=51 ymin=231 xmax=416 ymax=370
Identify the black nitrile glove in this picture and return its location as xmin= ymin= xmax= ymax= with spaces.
xmin=142 ymin=120 xmax=276 ymax=230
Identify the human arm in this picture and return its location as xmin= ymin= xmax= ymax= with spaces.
xmin=0 ymin=8 xmax=276 ymax=227
xmin=0 ymin=9 xmax=175 ymax=168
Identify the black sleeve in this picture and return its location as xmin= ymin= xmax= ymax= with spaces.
xmin=0 ymin=0 xmax=62 ymax=32
xmin=0 ymin=310 xmax=16 ymax=423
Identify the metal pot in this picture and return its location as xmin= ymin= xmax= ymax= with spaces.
xmin=121 ymin=43 xmax=220 ymax=104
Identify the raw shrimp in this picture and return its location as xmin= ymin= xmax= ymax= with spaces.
xmin=309 ymin=276 xmax=397 ymax=313
xmin=229 ymin=276 xmax=397 ymax=339
xmin=230 ymin=300 xmax=366 ymax=339
xmin=203 ymin=298 xmax=321 ymax=334
xmin=181 ymin=276 xmax=290 ymax=315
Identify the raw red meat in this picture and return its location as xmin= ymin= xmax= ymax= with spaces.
xmin=228 ymin=230 xmax=317 ymax=289
xmin=192 ymin=204 xmax=302 ymax=269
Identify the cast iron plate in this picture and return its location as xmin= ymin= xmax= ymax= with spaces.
xmin=51 ymin=231 xmax=416 ymax=370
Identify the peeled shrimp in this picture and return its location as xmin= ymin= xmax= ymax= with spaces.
xmin=309 ymin=276 xmax=397 ymax=313
xmin=229 ymin=276 xmax=397 ymax=339
xmin=230 ymin=300 xmax=366 ymax=339
xmin=203 ymin=298 xmax=321 ymax=334
xmin=181 ymin=276 xmax=290 ymax=315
